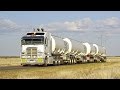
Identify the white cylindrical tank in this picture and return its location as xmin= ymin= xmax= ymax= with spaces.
xmin=63 ymin=38 xmax=85 ymax=55
xmin=90 ymin=44 xmax=96 ymax=55
xmin=92 ymin=44 xmax=99 ymax=55
xmin=83 ymin=42 xmax=91 ymax=55
xmin=63 ymin=38 xmax=72 ymax=54
xmin=51 ymin=36 xmax=67 ymax=54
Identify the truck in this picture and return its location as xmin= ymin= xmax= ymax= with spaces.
xmin=20 ymin=28 xmax=107 ymax=66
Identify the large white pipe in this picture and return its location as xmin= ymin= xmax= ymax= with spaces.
xmin=63 ymin=38 xmax=72 ymax=54
xmin=83 ymin=42 xmax=91 ymax=55
xmin=93 ymin=44 xmax=99 ymax=55
xmin=51 ymin=36 xmax=65 ymax=54
xmin=63 ymin=38 xmax=85 ymax=55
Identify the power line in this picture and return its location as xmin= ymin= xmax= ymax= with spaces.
xmin=101 ymin=34 xmax=103 ymax=46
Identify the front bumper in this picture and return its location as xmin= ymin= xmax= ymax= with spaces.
xmin=21 ymin=58 xmax=44 ymax=65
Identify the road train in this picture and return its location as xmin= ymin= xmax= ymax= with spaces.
xmin=20 ymin=28 xmax=107 ymax=66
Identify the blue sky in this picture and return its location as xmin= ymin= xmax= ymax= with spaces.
xmin=0 ymin=11 xmax=120 ymax=56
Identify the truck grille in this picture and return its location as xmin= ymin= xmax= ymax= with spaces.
xmin=26 ymin=47 xmax=37 ymax=59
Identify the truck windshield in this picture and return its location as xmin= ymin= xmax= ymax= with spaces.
xmin=21 ymin=36 xmax=44 ymax=45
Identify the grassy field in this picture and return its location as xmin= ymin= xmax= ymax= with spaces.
xmin=0 ymin=57 xmax=20 ymax=66
xmin=0 ymin=56 xmax=120 ymax=79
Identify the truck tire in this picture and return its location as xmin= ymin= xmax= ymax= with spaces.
xmin=22 ymin=64 xmax=28 ymax=66
xmin=53 ymin=61 xmax=57 ymax=66
xmin=58 ymin=60 xmax=60 ymax=65
xmin=100 ymin=58 xmax=106 ymax=62
xmin=94 ymin=59 xmax=97 ymax=62
xmin=71 ymin=59 xmax=73 ymax=64
xmin=43 ymin=56 xmax=48 ymax=67
xmin=68 ymin=60 xmax=71 ymax=65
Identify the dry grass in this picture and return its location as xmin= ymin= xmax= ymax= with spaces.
xmin=0 ymin=57 xmax=21 ymax=66
xmin=0 ymin=56 xmax=120 ymax=79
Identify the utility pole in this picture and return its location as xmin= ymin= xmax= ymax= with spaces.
xmin=101 ymin=34 xmax=103 ymax=46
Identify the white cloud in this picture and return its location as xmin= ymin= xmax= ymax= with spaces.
xmin=41 ymin=17 xmax=120 ymax=36
xmin=0 ymin=18 xmax=34 ymax=33
xmin=64 ymin=21 xmax=78 ymax=30
xmin=43 ymin=17 xmax=94 ymax=31
xmin=0 ymin=18 xmax=20 ymax=30
xmin=76 ymin=18 xmax=94 ymax=30
xmin=93 ymin=17 xmax=120 ymax=36
xmin=102 ymin=17 xmax=120 ymax=26
xmin=95 ymin=17 xmax=120 ymax=29
xmin=0 ymin=17 xmax=120 ymax=35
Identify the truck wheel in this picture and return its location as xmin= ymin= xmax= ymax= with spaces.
xmin=87 ymin=60 xmax=90 ymax=63
xmin=22 ymin=64 xmax=28 ymax=66
xmin=57 ymin=61 xmax=59 ymax=65
xmin=94 ymin=59 xmax=97 ymax=63
xmin=72 ymin=59 xmax=74 ymax=64
xmin=68 ymin=60 xmax=71 ymax=65
xmin=58 ymin=60 xmax=60 ymax=65
xmin=100 ymin=58 xmax=106 ymax=62
xmin=53 ymin=61 xmax=56 ymax=66
xmin=74 ymin=59 xmax=77 ymax=64
xmin=73 ymin=59 xmax=75 ymax=64
xmin=43 ymin=56 xmax=48 ymax=67
xmin=71 ymin=60 xmax=73 ymax=64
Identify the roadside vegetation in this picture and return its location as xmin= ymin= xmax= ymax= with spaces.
xmin=0 ymin=56 xmax=120 ymax=79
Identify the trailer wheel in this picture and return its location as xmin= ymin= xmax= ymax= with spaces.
xmin=87 ymin=60 xmax=90 ymax=63
xmin=56 ymin=61 xmax=58 ymax=66
xmin=94 ymin=59 xmax=97 ymax=62
xmin=22 ymin=64 xmax=28 ymax=66
xmin=74 ymin=59 xmax=77 ymax=64
xmin=71 ymin=59 xmax=73 ymax=64
xmin=72 ymin=59 xmax=74 ymax=64
xmin=100 ymin=58 xmax=106 ymax=62
xmin=58 ymin=60 xmax=60 ymax=65
xmin=69 ymin=60 xmax=71 ymax=64
xmin=53 ymin=61 xmax=57 ymax=66
xmin=73 ymin=59 xmax=76 ymax=64
xmin=67 ymin=60 xmax=70 ymax=65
